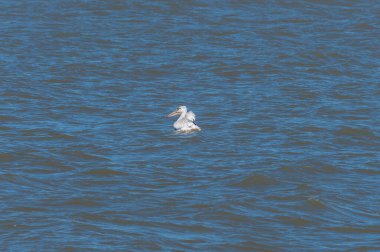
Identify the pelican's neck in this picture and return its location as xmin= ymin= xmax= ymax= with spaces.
xmin=178 ymin=108 xmax=187 ymax=120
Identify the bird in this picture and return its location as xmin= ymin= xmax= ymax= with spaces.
xmin=167 ymin=105 xmax=201 ymax=132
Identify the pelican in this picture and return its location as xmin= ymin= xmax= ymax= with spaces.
xmin=167 ymin=105 xmax=201 ymax=132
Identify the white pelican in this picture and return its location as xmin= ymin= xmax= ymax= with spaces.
xmin=167 ymin=105 xmax=201 ymax=132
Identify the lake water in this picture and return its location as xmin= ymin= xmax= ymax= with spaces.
xmin=1 ymin=0 xmax=380 ymax=251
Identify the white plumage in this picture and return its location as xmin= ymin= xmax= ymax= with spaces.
xmin=167 ymin=106 xmax=201 ymax=132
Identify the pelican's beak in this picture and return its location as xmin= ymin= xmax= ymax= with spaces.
xmin=167 ymin=110 xmax=180 ymax=117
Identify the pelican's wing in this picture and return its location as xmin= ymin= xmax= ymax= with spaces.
xmin=186 ymin=111 xmax=196 ymax=122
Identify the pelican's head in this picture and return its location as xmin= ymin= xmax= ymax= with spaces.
xmin=167 ymin=105 xmax=187 ymax=117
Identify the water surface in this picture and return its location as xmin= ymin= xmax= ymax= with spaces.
xmin=1 ymin=0 xmax=380 ymax=251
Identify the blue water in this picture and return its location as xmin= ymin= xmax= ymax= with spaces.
xmin=1 ymin=1 xmax=380 ymax=251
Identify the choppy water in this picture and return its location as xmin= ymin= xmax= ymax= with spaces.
xmin=1 ymin=0 xmax=380 ymax=251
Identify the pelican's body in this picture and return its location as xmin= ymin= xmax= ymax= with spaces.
xmin=167 ymin=106 xmax=201 ymax=132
